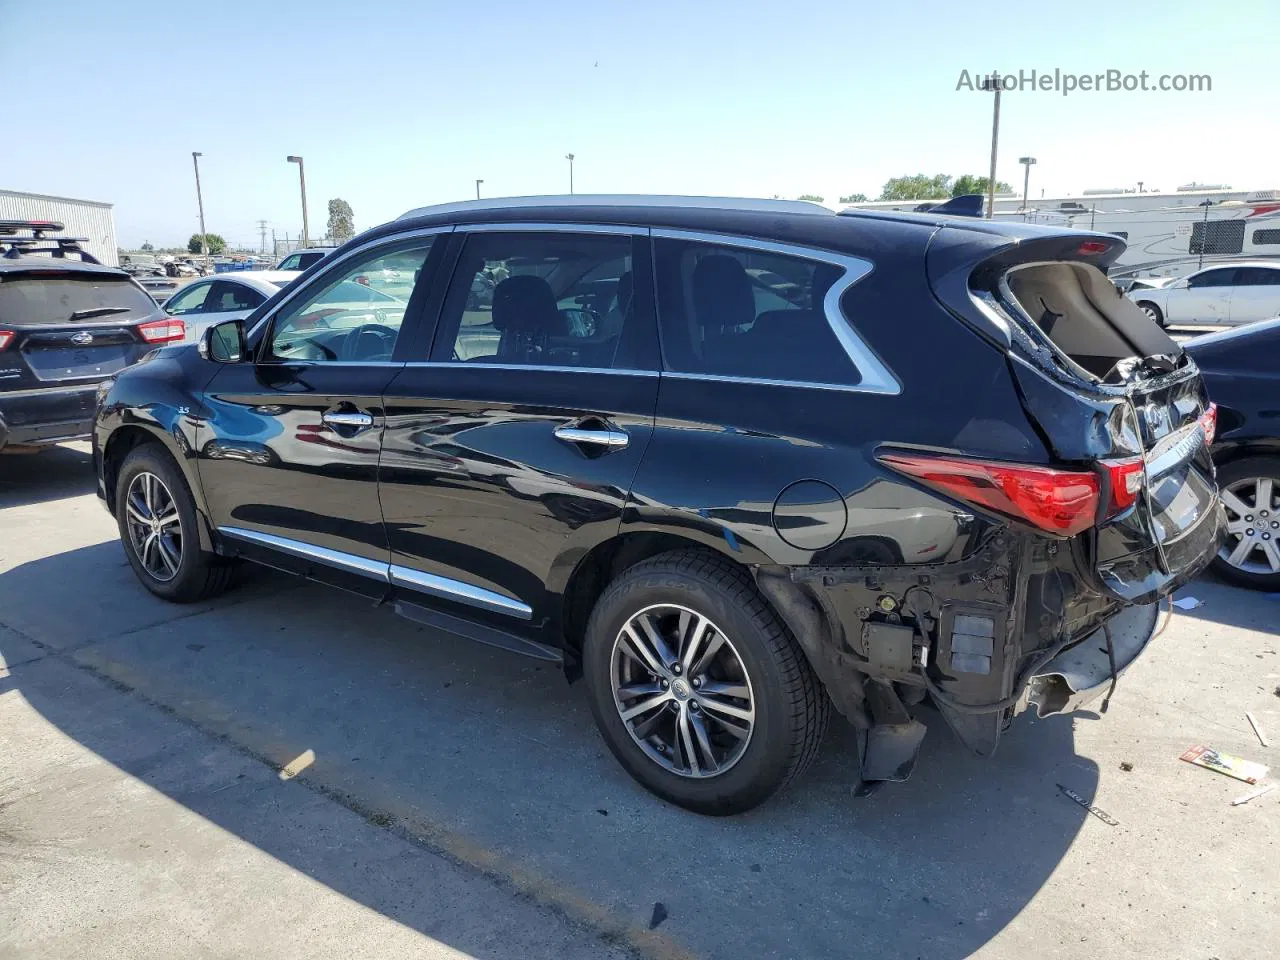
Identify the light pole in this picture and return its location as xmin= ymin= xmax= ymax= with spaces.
xmin=286 ymin=155 xmax=309 ymax=248
xmin=565 ymin=153 xmax=575 ymax=194
xmin=191 ymin=152 xmax=208 ymax=258
xmin=984 ymin=73 xmax=1002 ymax=219
xmin=475 ymin=179 xmax=484 ymax=200
xmin=1137 ymin=180 xmax=1144 ymax=194
xmin=1018 ymin=156 xmax=1036 ymax=214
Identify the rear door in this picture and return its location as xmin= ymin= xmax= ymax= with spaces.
xmin=379 ymin=225 xmax=659 ymax=624
xmin=1225 ymin=267 xmax=1280 ymax=325
xmin=1168 ymin=267 xmax=1235 ymax=325
xmin=198 ymin=235 xmax=443 ymax=591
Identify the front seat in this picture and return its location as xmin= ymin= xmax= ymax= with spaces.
xmin=691 ymin=255 xmax=756 ymax=374
xmin=490 ymin=275 xmax=567 ymax=364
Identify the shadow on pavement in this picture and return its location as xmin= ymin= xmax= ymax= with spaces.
xmin=0 ymin=443 xmax=96 ymax=509
xmin=1168 ymin=577 xmax=1280 ymax=635
xmin=1 ymin=541 xmax=1097 ymax=960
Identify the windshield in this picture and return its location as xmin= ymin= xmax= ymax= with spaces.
xmin=0 ymin=272 xmax=156 ymax=325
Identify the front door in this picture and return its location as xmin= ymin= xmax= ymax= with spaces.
xmin=198 ymin=236 xmax=442 ymax=592
xmin=1169 ymin=267 xmax=1235 ymax=325
xmin=379 ymin=227 xmax=659 ymax=625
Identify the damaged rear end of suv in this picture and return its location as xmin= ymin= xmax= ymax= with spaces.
xmin=756 ymin=216 xmax=1222 ymax=783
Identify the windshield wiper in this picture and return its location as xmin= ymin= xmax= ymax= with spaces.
xmin=69 ymin=307 xmax=131 ymax=320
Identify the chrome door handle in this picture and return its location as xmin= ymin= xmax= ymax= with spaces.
xmin=322 ymin=410 xmax=374 ymax=429
xmin=553 ymin=425 xmax=629 ymax=449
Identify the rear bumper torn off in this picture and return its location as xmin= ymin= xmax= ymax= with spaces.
xmin=1023 ymin=601 xmax=1161 ymax=717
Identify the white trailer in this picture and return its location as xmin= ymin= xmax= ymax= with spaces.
xmin=0 ymin=189 xmax=118 ymax=266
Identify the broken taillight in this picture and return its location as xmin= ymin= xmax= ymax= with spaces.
xmin=1198 ymin=402 xmax=1217 ymax=447
xmin=0 ymin=330 xmax=13 ymax=351
xmin=138 ymin=318 xmax=186 ymax=344
xmin=880 ymin=453 xmax=1101 ymax=537
xmin=1100 ymin=457 xmax=1145 ymax=515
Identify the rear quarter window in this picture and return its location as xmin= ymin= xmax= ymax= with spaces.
xmin=0 ymin=273 xmax=156 ymax=325
xmin=652 ymin=238 xmax=862 ymax=386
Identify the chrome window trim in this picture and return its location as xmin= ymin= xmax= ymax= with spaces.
xmin=247 ymin=226 xmax=455 ymax=340
xmin=389 ymin=565 xmax=533 ymax=620
xmin=219 ymin=526 xmax=389 ymax=580
xmin=454 ymin=221 xmax=645 ymax=236
xmin=649 ymin=228 xmax=901 ymax=396
xmin=217 ymin=526 xmax=533 ymax=620
xmin=402 ymin=361 xmax=658 ymax=377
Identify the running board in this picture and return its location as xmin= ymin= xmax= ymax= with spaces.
xmin=393 ymin=600 xmax=563 ymax=663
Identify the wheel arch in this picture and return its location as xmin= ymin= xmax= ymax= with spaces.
xmin=103 ymin=423 xmax=216 ymax=552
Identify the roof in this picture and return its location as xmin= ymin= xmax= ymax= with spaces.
xmin=195 ymin=270 xmax=300 ymax=293
xmin=0 ymin=253 xmax=126 ymax=276
xmin=398 ymin=194 xmax=830 ymax=221
xmin=0 ymin=189 xmax=113 ymax=209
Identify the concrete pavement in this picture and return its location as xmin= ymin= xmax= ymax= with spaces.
xmin=2 ymin=443 xmax=1278 ymax=959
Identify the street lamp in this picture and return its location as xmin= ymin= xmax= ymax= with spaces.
xmin=565 ymin=153 xmax=575 ymax=194
xmin=286 ymin=155 xmax=309 ymax=248
xmin=1018 ymin=156 xmax=1036 ymax=213
xmin=191 ymin=152 xmax=208 ymax=258
xmin=475 ymin=179 xmax=484 ymax=200
xmin=984 ymin=73 xmax=1002 ymax=219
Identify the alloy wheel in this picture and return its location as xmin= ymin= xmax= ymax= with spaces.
xmin=1219 ymin=475 xmax=1280 ymax=575
xmin=125 ymin=471 xmax=184 ymax=582
xmin=610 ymin=604 xmax=755 ymax=778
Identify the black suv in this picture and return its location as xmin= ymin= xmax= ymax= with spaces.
xmin=93 ymin=197 xmax=1222 ymax=813
xmin=1 ymin=220 xmax=185 ymax=452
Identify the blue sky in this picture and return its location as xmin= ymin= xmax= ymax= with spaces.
xmin=3 ymin=0 xmax=1276 ymax=248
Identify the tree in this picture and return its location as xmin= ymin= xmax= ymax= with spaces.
xmin=839 ymin=193 xmax=868 ymax=204
xmin=879 ymin=174 xmax=952 ymax=201
xmin=951 ymin=174 xmax=1012 ymax=197
xmin=188 ymin=233 xmax=226 ymax=255
xmin=797 ymin=194 xmax=825 ymax=203
xmin=140 ymin=241 xmax=154 ymax=252
xmin=327 ymin=198 xmax=354 ymax=242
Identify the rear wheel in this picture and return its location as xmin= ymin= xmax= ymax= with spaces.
xmin=1136 ymin=301 xmax=1164 ymax=326
xmin=1211 ymin=456 xmax=1280 ymax=591
xmin=582 ymin=550 xmax=829 ymax=815
xmin=115 ymin=444 xmax=236 ymax=603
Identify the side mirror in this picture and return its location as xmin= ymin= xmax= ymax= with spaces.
xmin=200 ymin=319 xmax=248 ymax=363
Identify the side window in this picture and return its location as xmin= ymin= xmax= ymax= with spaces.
xmin=1234 ymin=267 xmax=1280 ymax=286
xmin=299 ymin=252 xmax=327 ymax=269
xmin=1252 ymin=229 xmax=1280 ymax=246
xmin=653 ymin=238 xmax=861 ymax=386
xmin=1187 ymin=268 xmax=1236 ymax=289
xmin=208 ymin=281 xmax=265 ymax=312
xmin=264 ymin=240 xmax=434 ymax=363
xmin=433 ymin=231 xmax=637 ymax=369
xmin=277 ymin=254 xmax=302 ymax=270
xmin=164 ymin=282 xmax=212 ymax=316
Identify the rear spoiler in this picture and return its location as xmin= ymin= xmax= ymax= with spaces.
xmin=0 ymin=220 xmax=101 ymax=264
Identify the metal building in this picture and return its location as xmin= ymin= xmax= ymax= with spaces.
xmin=0 ymin=189 xmax=118 ymax=266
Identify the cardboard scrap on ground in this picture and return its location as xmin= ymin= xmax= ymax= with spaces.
xmin=1180 ymin=745 xmax=1269 ymax=784
xmin=1172 ymin=596 xmax=1203 ymax=610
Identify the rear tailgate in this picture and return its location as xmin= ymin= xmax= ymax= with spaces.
xmin=928 ymin=227 xmax=1222 ymax=603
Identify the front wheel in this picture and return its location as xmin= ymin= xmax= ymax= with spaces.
xmin=1136 ymin=301 xmax=1165 ymax=327
xmin=582 ymin=550 xmax=829 ymax=815
xmin=115 ymin=444 xmax=236 ymax=603
xmin=1211 ymin=456 xmax=1280 ymax=591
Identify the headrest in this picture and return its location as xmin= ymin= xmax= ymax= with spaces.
xmin=491 ymin=275 xmax=565 ymax=335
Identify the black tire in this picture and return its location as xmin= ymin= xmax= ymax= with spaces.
xmin=582 ymin=549 xmax=830 ymax=815
xmin=114 ymin=443 xmax=236 ymax=603
xmin=1210 ymin=455 xmax=1280 ymax=591
xmin=1136 ymin=300 xmax=1164 ymax=327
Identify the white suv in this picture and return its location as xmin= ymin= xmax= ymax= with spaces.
xmin=274 ymin=246 xmax=337 ymax=271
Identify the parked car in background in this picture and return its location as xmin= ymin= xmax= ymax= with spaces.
xmin=165 ymin=261 xmax=199 ymax=278
xmin=1184 ymin=318 xmax=1280 ymax=590
xmin=162 ymin=270 xmax=300 ymax=342
xmin=94 ymin=196 xmax=1220 ymax=814
xmin=1130 ymin=261 xmax=1280 ymax=327
xmin=275 ymin=246 xmax=337 ymax=271
xmin=0 ymin=220 xmax=185 ymax=451
xmin=136 ymin=274 xmax=179 ymax=305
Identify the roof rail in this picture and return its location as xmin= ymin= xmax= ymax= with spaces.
xmin=0 ymin=222 xmax=102 ymax=264
xmin=398 ymin=194 xmax=833 ymax=221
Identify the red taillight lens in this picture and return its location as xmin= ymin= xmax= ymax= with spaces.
xmin=0 ymin=330 xmax=13 ymax=351
xmin=138 ymin=318 xmax=186 ymax=343
xmin=1100 ymin=457 xmax=1145 ymax=515
xmin=880 ymin=453 xmax=1101 ymax=537
xmin=1198 ymin=402 xmax=1217 ymax=447
xmin=1078 ymin=240 xmax=1110 ymax=255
